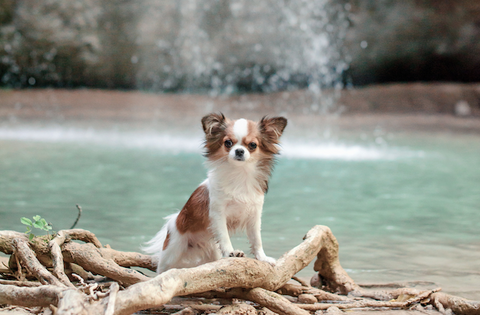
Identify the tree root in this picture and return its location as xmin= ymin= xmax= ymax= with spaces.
xmin=48 ymin=232 xmax=75 ymax=287
xmin=0 ymin=284 xmax=64 ymax=307
xmin=13 ymin=239 xmax=64 ymax=287
xmin=1 ymin=225 xmax=478 ymax=315
xmin=431 ymin=292 xmax=480 ymax=315
xmin=61 ymin=242 xmax=150 ymax=286
xmin=297 ymin=287 xmax=441 ymax=311
xmin=276 ymin=283 xmax=350 ymax=301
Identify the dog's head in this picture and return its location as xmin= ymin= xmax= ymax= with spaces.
xmin=201 ymin=113 xmax=287 ymax=166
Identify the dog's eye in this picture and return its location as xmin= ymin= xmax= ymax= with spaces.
xmin=248 ymin=142 xmax=257 ymax=150
xmin=224 ymin=140 xmax=233 ymax=148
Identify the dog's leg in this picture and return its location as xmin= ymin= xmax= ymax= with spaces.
xmin=246 ymin=208 xmax=276 ymax=265
xmin=209 ymin=202 xmax=244 ymax=257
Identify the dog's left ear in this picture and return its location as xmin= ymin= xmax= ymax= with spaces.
xmin=259 ymin=116 xmax=287 ymax=141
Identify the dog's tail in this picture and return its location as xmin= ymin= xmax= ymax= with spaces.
xmin=142 ymin=212 xmax=178 ymax=256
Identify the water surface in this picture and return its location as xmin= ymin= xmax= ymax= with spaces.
xmin=1 ymin=125 xmax=479 ymax=299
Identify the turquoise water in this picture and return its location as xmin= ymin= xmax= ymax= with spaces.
xmin=0 ymin=128 xmax=479 ymax=298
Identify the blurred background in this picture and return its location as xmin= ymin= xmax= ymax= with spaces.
xmin=0 ymin=0 xmax=479 ymax=299
xmin=1 ymin=0 xmax=480 ymax=90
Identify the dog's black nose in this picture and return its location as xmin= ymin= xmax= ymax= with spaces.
xmin=235 ymin=148 xmax=244 ymax=157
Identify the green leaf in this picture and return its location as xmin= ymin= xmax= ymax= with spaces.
xmin=33 ymin=222 xmax=43 ymax=229
xmin=21 ymin=217 xmax=33 ymax=226
xmin=28 ymin=233 xmax=34 ymax=241
xmin=33 ymin=215 xmax=41 ymax=221
xmin=39 ymin=218 xmax=48 ymax=229
xmin=46 ymin=226 xmax=52 ymax=231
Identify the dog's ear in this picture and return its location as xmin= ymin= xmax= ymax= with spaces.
xmin=201 ymin=113 xmax=227 ymax=137
xmin=259 ymin=116 xmax=287 ymax=141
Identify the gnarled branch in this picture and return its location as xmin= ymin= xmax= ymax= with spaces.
xmin=1 ymin=225 xmax=479 ymax=315
xmin=431 ymin=292 xmax=480 ymax=315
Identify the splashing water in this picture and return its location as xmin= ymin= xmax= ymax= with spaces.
xmin=1 ymin=0 xmax=350 ymax=115
xmin=0 ymin=125 xmax=425 ymax=161
xmin=136 ymin=0 xmax=349 ymax=94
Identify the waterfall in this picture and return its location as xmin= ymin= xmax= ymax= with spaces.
xmin=135 ymin=0 xmax=349 ymax=95
xmin=1 ymin=0 xmax=349 ymax=106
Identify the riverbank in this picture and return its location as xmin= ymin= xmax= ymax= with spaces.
xmin=0 ymin=83 xmax=479 ymax=137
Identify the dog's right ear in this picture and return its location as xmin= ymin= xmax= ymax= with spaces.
xmin=201 ymin=113 xmax=227 ymax=137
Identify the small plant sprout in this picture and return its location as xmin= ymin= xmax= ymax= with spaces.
xmin=21 ymin=215 xmax=53 ymax=241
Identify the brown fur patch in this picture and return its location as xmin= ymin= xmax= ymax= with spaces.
xmin=176 ymin=184 xmax=210 ymax=234
xmin=163 ymin=231 xmax=171 ymax=250
xmin=243 ymin=120 xmax=260 ymax=152
xmin=256 ymin=153 xmax=276 ymax=193
xmin=256 ymin=117 xmax=288 ymax=193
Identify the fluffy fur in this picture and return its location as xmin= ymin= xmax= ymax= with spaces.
xmin=143 ymin=113 xmax=287 ymax=273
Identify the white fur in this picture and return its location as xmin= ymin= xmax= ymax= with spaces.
xmin=229 ymin=118 xmax=251 ymax=162
xmin=207 ymin=160 xmax=268 ymax=259
xmin=233 ymin=118 xmax=249 ymax=140
xmin=143 ymin=118 xmax=277 ymax=273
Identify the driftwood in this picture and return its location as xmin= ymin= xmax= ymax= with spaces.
xmin=0 ymin=225 xmax=479 ymax=315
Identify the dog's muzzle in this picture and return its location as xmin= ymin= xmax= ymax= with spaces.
xmin=234 ymin=148 xmax=245 ymax=161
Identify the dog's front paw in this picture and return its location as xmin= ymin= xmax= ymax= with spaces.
xmin=229 ymin=250 xmax=245 ymax=257
xmin=258 ymin=256 xmax=276 ymax=266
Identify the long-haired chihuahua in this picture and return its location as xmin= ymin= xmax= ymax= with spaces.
xmin=144 ymin=113 xmax=287 ymax=273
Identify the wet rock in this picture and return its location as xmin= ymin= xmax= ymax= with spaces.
xmin=310 ymin=273 xmax=323 ymax=288
xmin=455 ymin=100 xmax=472 ymax=117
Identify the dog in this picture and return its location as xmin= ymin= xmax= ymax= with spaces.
xmin=143 ymin=113 xmax=287 ymax=273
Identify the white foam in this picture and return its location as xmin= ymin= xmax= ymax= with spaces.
xmin=0 ymin=126 xmax=424 ymax=160
xmin=281 ymin=141 xmax=424 ymax=160
xmin=0 ymin=126 xmax=202 ymax=153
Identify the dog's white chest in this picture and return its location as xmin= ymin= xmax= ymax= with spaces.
xmin=206 ymin=169 xmax=264 ymax=232
xmin=209 ymin=163 xmax=263 ymax=199
xmin=224 ymin=196 xmax=262 ymax=231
